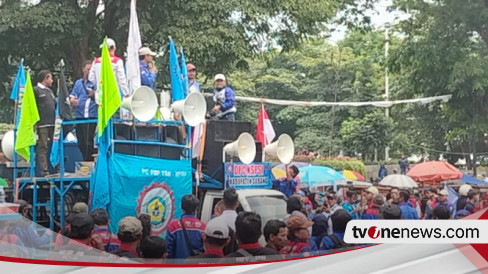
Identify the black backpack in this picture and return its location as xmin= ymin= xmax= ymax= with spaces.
xmin=329 ymin=234 xmax=354 ymax=250
xmin=223 ymin=226 xmax=238 ymax=255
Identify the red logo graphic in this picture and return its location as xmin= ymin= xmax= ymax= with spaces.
xmin=368 ymin=226 xmax=380 ymax=239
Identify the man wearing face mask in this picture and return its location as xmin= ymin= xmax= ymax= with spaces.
xmin=13 ymin=200 xmax=52 ymax=248
xmin=209 ymin=74 xmax=236 ymax=121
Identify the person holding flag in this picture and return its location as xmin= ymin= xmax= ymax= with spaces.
xmin=89 ymin=38 xmax=128 ymax=120
xmin=33 ymin=70 xmax=56 ymax=176
xmin=70 ymin=61 xmax=98 ymax=161
xmin=89 ymin=38 xmax=121 ymax=211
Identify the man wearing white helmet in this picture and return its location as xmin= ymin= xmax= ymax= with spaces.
xmin=209 ymin=74 xmax=236 ymax=120
xmin=456 ymin=184 xmax=472 ymax=211
xmin=89 ymin=38 xmax=129 ymax=100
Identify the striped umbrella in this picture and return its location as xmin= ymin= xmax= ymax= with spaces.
xmin=342 ymin=170 xmax=365 ymax=181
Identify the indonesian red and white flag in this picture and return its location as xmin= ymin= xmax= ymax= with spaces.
xmin=256 ymin=104 xmax=276 ymax=148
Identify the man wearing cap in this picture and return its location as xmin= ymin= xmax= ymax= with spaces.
xmin=51 ymin=213 xmax=105 ymax=261
xmin=13 ymin=199 xmax=52 ymax=248
xmin=70 ymin=61 xmax=97 ymax=161
xmin=426 ymin=189 xmax=454 ymax=219
xmin=166 ymin=194 xmax=206 ymax=259
xmin=186 ymin=63 xmax=200 ymax=93
xmin=73 ymin=202 xmax=89 ymax=214
xmin=139 ymin=47 xmax=157 ymax=90
xmin=34 ymin=70 xmax=56 ymax=176
xmin=456 ymin=184 xmax=472 ymax=211
xmin=185 ymin=218 xmax=230 ymax=262
xmin=326 ymin=193 xmax=341 ymax=234
xmin=280 ymin=215 xmax=316 ymax=255
xmin=210 ymin=74 xmax=236 ymax=120
xmin=89 ymin=38 xmax=129 ymax=99
xmin=111 ymin=216 xmax=143 ymax=258
xmin=360 ymin=187 xmax=381 ymax=219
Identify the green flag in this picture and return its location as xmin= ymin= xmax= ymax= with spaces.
xmin=98 ymin=38 xmax=121 ymax=137
xmin=15 ymin=70 xmax=40 ymax=161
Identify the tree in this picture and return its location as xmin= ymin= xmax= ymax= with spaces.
xmin=390 ymin=0 xmax=488 ymax=168
xmin=0 ymin=0 xmax=376 ymax=123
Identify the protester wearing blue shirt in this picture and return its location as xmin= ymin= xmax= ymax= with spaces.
xmin=138 ymin=47 xmax=157 ymax=90
xmin=13 ymin=200 xmax=51 ymax=249
xmin=272 ymin=165 xmax=299 ymax=198
xmin=398 ymin=190 xmax=419 ymax=219
xmin=425 ymin=189 xmax=454 ymax=219
xmin=320 ymin=209 xmax=352 ymax=251
xmin=69 ymin=61 xmax=98 ymax=161
xmin=186 ymin=63 xmax=201 ymax=93
xmin=210 ymin=74 xmax=236 ymax=120
xmin=342 ymin=191 xmax=359 ymax=219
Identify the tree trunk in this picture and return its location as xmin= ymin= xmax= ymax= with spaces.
xmin=68 ymin=39 xmax=90 ymax=79
xmin=66 ymin=0 xmax=98 ymax=79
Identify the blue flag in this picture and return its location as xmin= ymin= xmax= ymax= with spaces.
xmin=169 ymin=38 xmax=184 ymax=102
xmin=10 ymin=61 xmax=25 ymax=101
xmin=107 ymin=153 xmax=192 ymax=234
xmin=444 ymin=184 xmax=459 ymax=206
xmin=180 ymin=47 xmax=188 ymax=96
xmin=90 ymin=127 xmax=110 ymax=211
xmin=49 ymin=67 xmax=71 ymax=168
xmin=49 ymin=105 xmax=62 ymax=168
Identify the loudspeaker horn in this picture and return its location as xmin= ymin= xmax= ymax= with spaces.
xmin=2 ymin=130 xmax=14 ymax=161
xmin=223 ymin=132 xmax=256 ymax=165
xmin=171 ymin=92 xmax=207 ymax=126
xmin=121 ymin=86 xmax=158 ymax=122
xmin=264 ymin=134 xmax=295 ymax=164
xmin=159 ymin=90 xmax=172 ymax=121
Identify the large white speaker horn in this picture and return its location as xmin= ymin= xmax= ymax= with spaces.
xmin=223 ymin=133 xmax=256 ymax=165
xmin=159 ymin=90 xmax=172 ymax=121
xmin=264 ymin=134 xmax=295 ymax=164
xmin=2 ymin=130 xmax=14 ymax=161
xmin=171 ymin=92 xmax=207 ymax=126
xmin=121 ymin=86 xmax=158 ymax=122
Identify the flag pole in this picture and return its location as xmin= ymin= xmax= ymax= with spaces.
xmin=261 ymin=103 xmax=266 ymax=162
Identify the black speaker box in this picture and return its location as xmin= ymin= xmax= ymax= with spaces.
xmin=135 ymin=125 xmax=160 ymax=141
xmin=200 ymin=120 xmax=261 ymax=183
xmin=113 ymin=123 xmax=133 ymax=140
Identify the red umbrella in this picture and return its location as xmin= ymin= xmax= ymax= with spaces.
xmin=406 ymin=161 xmax=462 ymax=182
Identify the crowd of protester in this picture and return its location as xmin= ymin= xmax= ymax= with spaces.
xmin=0 ymin=182 xmax=483 ymax=263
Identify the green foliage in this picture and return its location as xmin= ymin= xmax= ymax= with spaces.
xmin=390 ymin=0 xmax=488 ymax=166
xmin=226 ymin=33 xmax=391 ymax=157
xmin=0 ymin=123 xmax=14 ymax=134
xmin=314 ymin=158 xmax=366 ymax=177
xmin=340 ymin=110 xmax=392 ymax=161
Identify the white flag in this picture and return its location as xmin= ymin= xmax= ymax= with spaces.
xmin=126 ymin=0 xmax=142 ymax=92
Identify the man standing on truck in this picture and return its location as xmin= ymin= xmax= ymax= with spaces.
xmin=272 ymin=165 xmax=299 ymax=198
xmin=166 ymin=194 xmax=205 ymax=259
xmin=34 ymin=70 xmax=56 ymax=176
xmin=209 ymin=74 xmax=236 ymax=120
